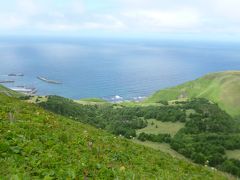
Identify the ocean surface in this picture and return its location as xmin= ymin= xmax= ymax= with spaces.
xmin=0 ymin=37 xmax=240 ymax=101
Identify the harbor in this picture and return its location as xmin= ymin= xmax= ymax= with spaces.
xmin=0 ymin=73 xmax=37 ymax=95
xmin=0 ymin=72 xmax=63 ymax=95
xmin=10 ymin=87 xmax=37 ymax=95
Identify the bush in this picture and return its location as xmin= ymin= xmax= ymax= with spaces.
xmin=138 ymin=132 xmax=171 ymax=143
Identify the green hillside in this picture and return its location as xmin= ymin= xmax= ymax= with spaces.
xmin=39 ymin=96 xmax=240 ymax=177
xmin=146 ymin=71 xmax=240 ymax=117
xmin=0 ymin=85 xmax=22 ymax=98
xmin=0 ymin=94 xmax=227 ymax=179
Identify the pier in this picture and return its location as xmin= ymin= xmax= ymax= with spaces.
xmin=37 ymin=76 xmax=62 ymax=84
xmin=8 ymin=73 xmax=24 ymax=77
xmin=0 ymin=80 xmax=15 ymax=83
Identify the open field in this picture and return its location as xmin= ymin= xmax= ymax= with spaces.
xmin=75 ymin=98 xmax=109 ymax=105
xmin=226 ymin=150 xmax=240 ymax=160
xmin=137 ymin=119 xmax=185 ymax=136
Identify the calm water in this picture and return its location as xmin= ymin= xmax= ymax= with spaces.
xmin=0 ymin=37 xmax=240 ymax=101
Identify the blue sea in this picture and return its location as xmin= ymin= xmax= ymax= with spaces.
xmin=1 ymin=37 xmax=240 ymax=101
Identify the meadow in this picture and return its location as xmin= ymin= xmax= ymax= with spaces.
xmin=137 ymin=119 xmax=185 ymax=136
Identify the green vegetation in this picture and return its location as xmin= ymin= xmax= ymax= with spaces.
xmin=75 ymin=98 xmax=109 ymax=105
xmin=39 ymin=95 xmax=187 ymax=138
xmin=0 ymin=85 xmax=22 ymax=98
xmin=132 ymin=140 xmax=189 ymax=161
xmin=138 ymin=132 xmax=171 ymax=143
xmin=0 ymin=93 xmax=228 ymax=179
xmin=27 ymin=96 xmax=48 ymax=104
xmin=137 ymin=119 xmax=185 ymax=136
xmin=40 ymin=96 xmax=240 ymax=177
xmin=3 ymin=70 xmax=240 ymax=178
xmin=79 ymin=98 xmax=108 ymax=103
xmin=146 ymin=71 xmax=240 ymax=117
xmin=134 ymin=120 xmax=187 ymax=161
xmin=40 ymin=96 xmax=147 ymax=138
xmin=170 ymin=99 xmax=240 ymax=177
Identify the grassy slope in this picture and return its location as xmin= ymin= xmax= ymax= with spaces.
xmin=0 ymin=85 xmax=22 ymax=98
xmin=132 ymin=140 xmax=189 ymax=161
xmin=146 ymin=71 xmax=240 ymax=117
xmin=0 ymin=94 xmax=228 ymax=179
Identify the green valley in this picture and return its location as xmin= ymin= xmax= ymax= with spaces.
xmin=39 ymin=96 xmax=240 ymax=177
xmin=0 ymin=91 xmax=228 ymax=179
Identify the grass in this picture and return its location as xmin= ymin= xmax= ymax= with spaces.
xmin=0 ymin=93 xmax=228 ymax=179
xmin=146 ymin=71 xmax=240 ymax=117
xmin=226 ymin=150 xmax=240 ymax=160
xmin=132 ymin=139 xmax=189 ymax=161
xmin=75 ymin=98 xmax=109 ymax=105
xmin=137 ymin=119 xmax=185 ymax=136
xmin=27 ymin=96 xmax=48 ymax=104
xmin=134 ymin=119 xmax=186 ymax=165
xmin=132 ymin=140 xmax=236 ymax=180
xmin=120 ymin=101 xmax=162 ymax=107
xmin=79 ymin=98 xmax=108 ymax=103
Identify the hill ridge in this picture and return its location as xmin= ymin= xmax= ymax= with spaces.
xmin=146 ymin=70 xmax=240 ymax=117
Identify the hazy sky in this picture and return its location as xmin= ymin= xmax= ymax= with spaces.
xmin=0 ymin=0 xmax=240 ymax=38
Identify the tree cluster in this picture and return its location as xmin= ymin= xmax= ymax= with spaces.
xmin=138 ymin=132 xmax=171 ymax=143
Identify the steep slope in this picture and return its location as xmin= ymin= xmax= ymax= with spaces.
xmin=0 ymin=94 xmax=227 ymax=179
xmin=146 ymin=71 xmax=240 ymax=117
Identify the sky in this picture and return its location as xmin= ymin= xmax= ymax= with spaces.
xmin=0 ymin=0 xmax=240 ymax=39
